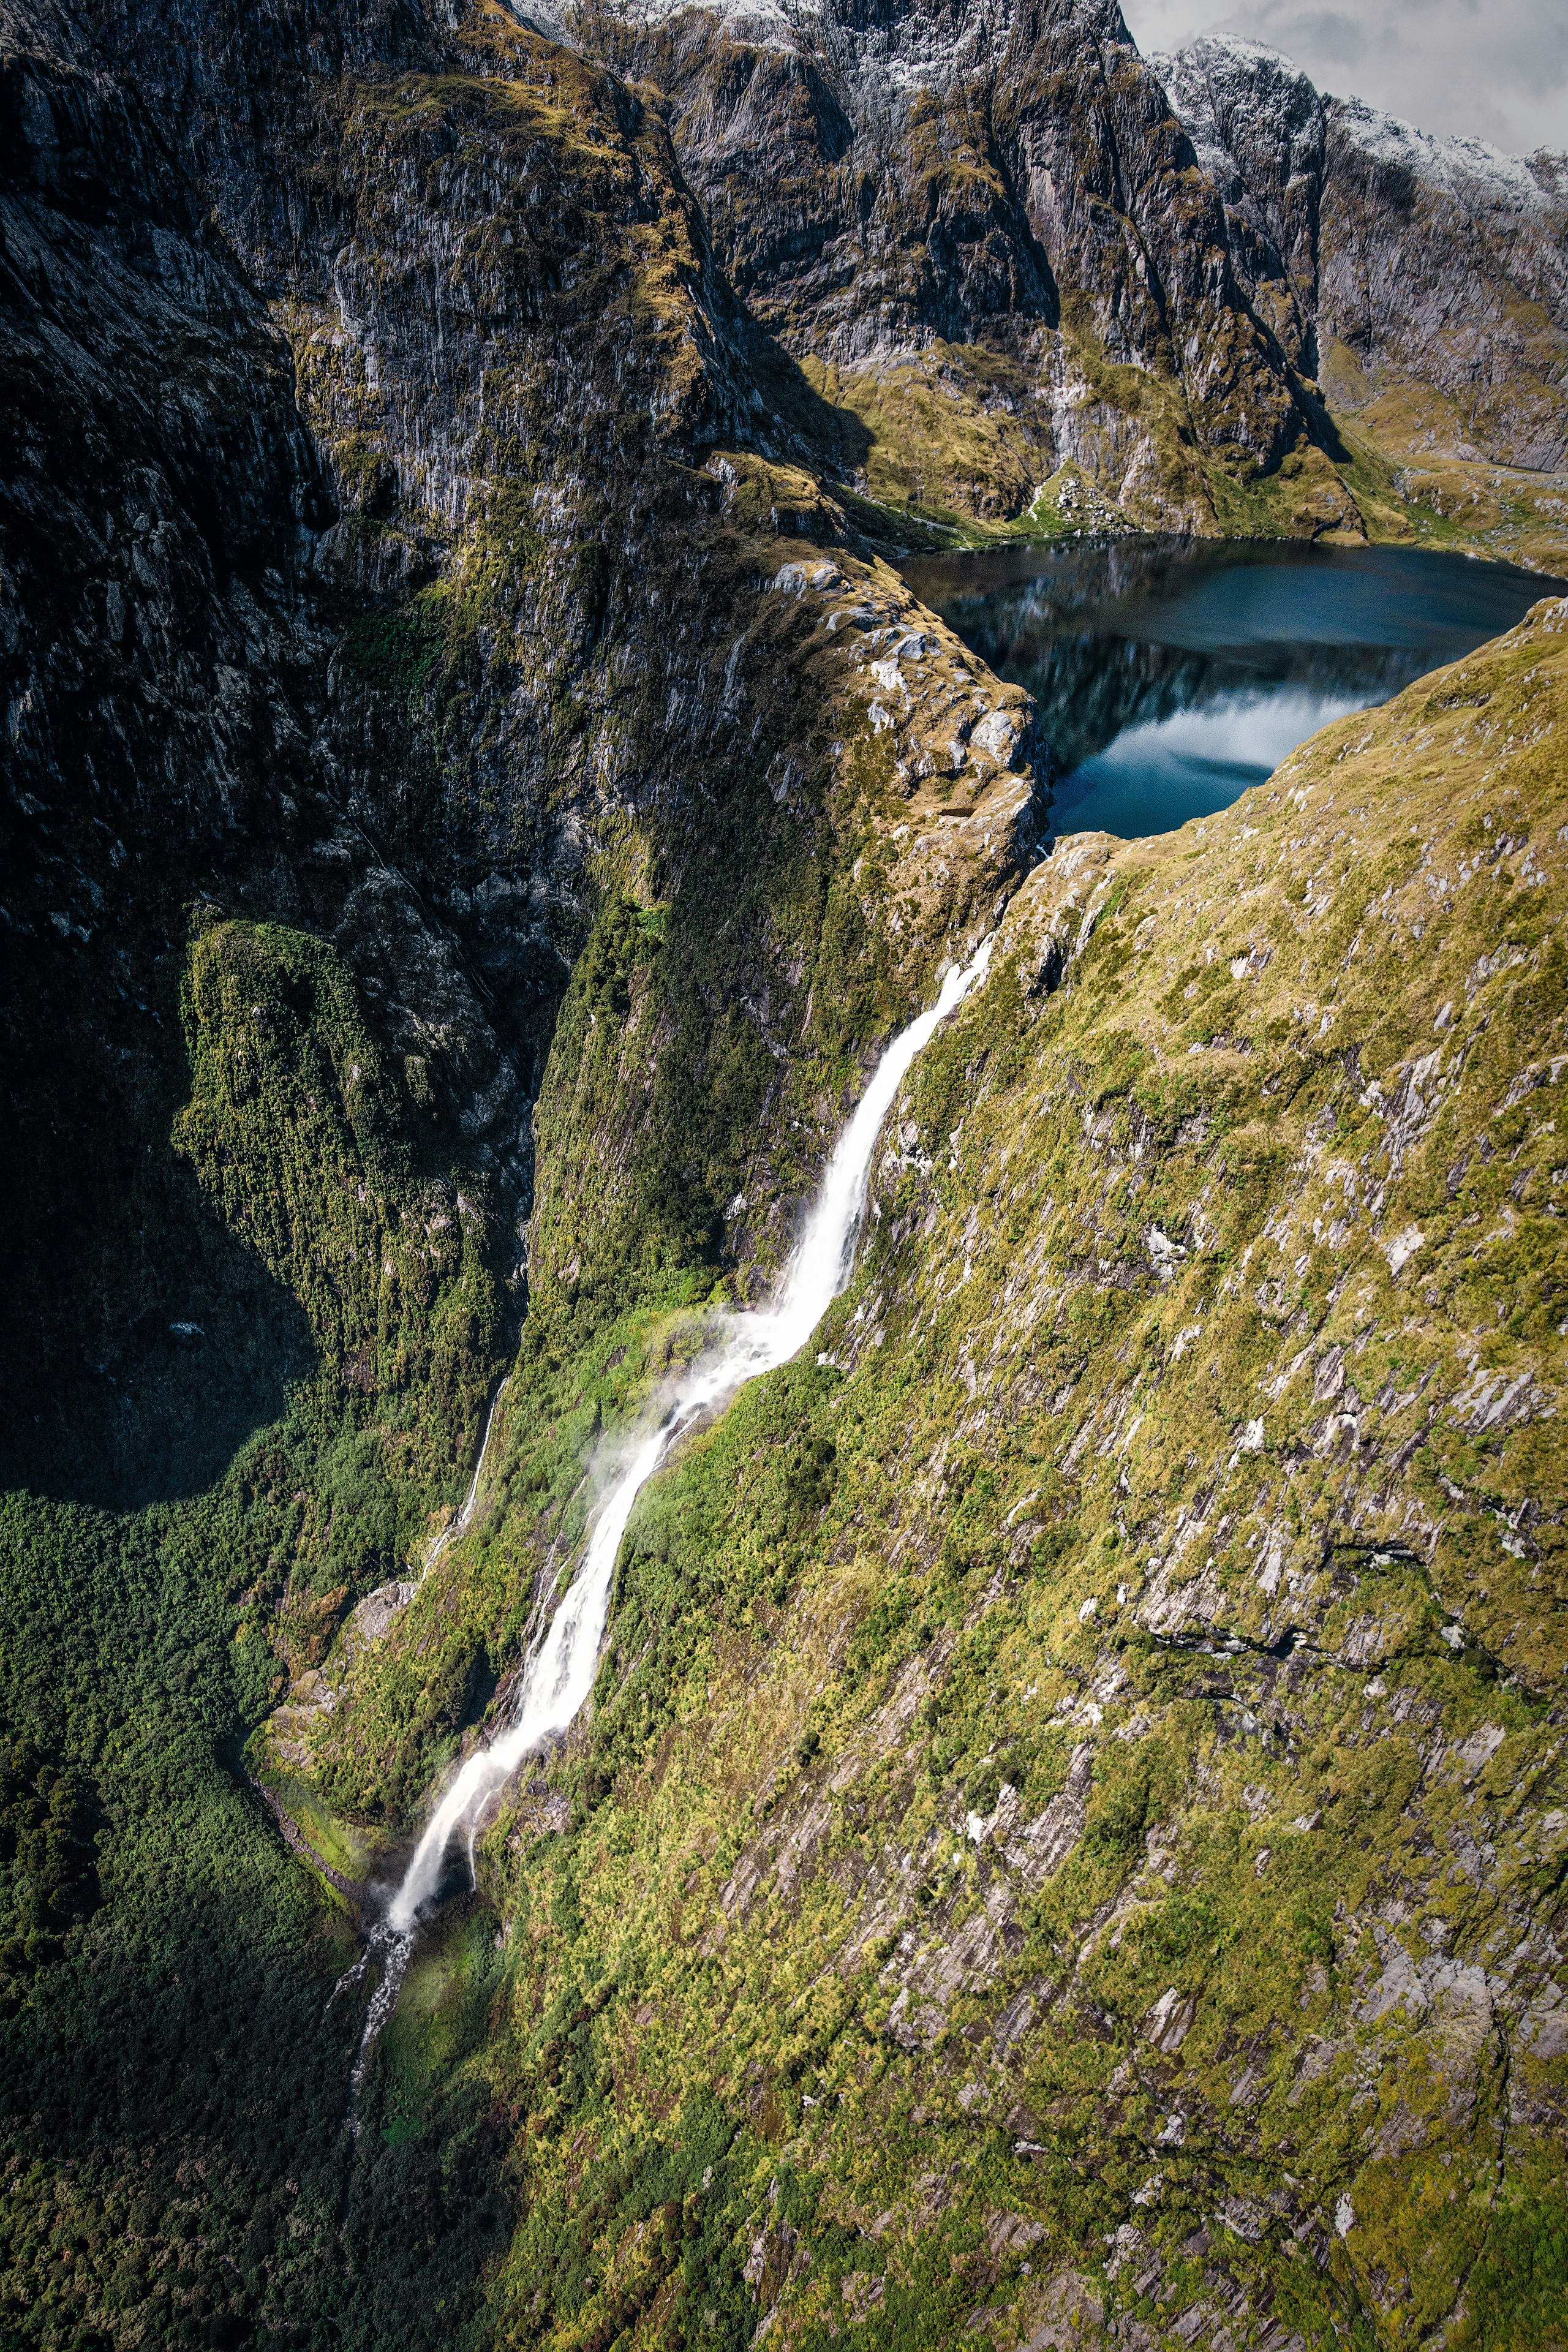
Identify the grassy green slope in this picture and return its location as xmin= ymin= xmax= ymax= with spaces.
xmin=398 ymin=597 xmax=1568 ymax=2350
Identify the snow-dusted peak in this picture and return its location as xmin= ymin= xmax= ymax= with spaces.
xmin=608 ymin=0 xmax=798 ymax=39
xmin=1155 ymin=29 xmax=1563 ymax=220
xmin=1331 ymin=95 xmax=1562 ymax=216
xmin=1150 ymin=34 xmax=1324 ymax=257
xmin=589 ymin=0 xmax=1079 ymax=97
xmin=507 ymin=0 xmax=576 ymax=42
xmin=611 ymin=0 xmax=1015 ymax=90
xmin=1154 ymin=32 xmax=1317 ymax=107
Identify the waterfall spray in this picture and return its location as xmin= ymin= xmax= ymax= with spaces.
xmin=368 ymin=935 xmax=992 ymax=1984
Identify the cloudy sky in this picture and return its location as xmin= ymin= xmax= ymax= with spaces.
xmin=1117 ymin=0 xmax=1568 ymax=156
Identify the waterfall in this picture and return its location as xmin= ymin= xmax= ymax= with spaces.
xmin=422 ymin=1373 xmax=511 ymax=1576
xmin=383 ymin=934 xmax=993 ymax=1936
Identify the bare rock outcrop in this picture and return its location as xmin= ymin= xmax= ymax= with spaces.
xmin=1155 ymin=34 xmax=1568 ymax=471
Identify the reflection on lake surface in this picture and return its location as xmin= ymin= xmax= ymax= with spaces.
xmin=902 ymin=538 xmax=1562 ymax=840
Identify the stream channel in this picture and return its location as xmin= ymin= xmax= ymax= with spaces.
xmin=903 ymin=537 xmax=1563 ymax=841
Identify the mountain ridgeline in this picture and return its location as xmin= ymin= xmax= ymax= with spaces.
xmin=0 ymin=0 xmax=1565 ymax=2345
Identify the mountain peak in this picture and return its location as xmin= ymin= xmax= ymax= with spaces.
xmin=1158 ymin=25 xmax=1564 ymax=187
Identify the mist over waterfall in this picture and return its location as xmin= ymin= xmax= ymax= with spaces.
xmin=383 ymin=936 xmax=993 ymax=1937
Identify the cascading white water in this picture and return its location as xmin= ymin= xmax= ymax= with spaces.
xmin=383 ymin=933 xmax=993 ymax=1936
xmin=424 ymin=1374 xmax=511 ymax=1575
xmin=325 ymin=1374 xmax=512 ymax=2113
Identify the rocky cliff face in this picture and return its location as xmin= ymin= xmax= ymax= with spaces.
xmin=0 ymin=0 xmax=1049 ymax=1501
xmin=551 ymin=0 xmax=1568 ymax=558
xmin=1154 ymin=37 xmax=1568 ymax=566
xmin=0 ymin=9 xmax=513 ymax=1506
xmin=575 ymin=0 xmax=1365 ymax=536
xmin=1154 ymin=36 xmax=1568 ymax=473
xmin=2 ymin=0 xmax=1566 ymax=2343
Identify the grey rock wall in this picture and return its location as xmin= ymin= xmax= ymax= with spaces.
xmin=0 ymin=0 xmax=1053 ymax=1496
xmin=586 ymin=0 xmax=1317 ymax=497
xmin=1155 ymin=33 xmax=1568 ymax=470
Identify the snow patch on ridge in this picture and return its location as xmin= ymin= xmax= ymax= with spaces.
xmin=1333 ymin=93 xmax=1564 ymax=214
xmin=582 ymin=0 xmax=1054 ymax=98
xmin=1156 ymin=31 xmax=1563 ymax=215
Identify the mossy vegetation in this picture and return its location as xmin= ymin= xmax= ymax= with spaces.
xmin=6 ymin=0 xmax=1564 ymax=2338
xmin=797 ymin=344 xmax=1058 ymax=535
xmin=291 ymin=598 xmax=1568 ymax=2350
xmin=792 ymin=317 xmax=1568 ymax=570
xmin=0 ymin=1465 xmax=517 ymax=2345
xmin=1328 ymin=386 xmax=1568 ymax=575
xmin=0 ymin=907 xmax=513 ymax=2343
xmin=176 ymin=914 xmax=505 ymax=1517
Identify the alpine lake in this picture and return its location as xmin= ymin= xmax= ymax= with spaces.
xmin=903 ymin=537 xmax=1566 ymax=840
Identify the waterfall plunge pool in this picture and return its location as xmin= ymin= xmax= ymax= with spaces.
xmin=902 ymin=537 xmax=1564 ymax=842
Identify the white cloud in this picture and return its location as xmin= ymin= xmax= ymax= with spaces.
xmin=1118 ymin=0 xmax=1568 ymax=156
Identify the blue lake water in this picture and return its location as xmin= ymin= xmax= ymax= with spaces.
xmin=902 ymin=538 xmax=1562 ymax=840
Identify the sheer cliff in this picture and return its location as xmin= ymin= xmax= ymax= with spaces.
xmin=1 ymin=0 xmax=1049 ymax=1501
xmin=306 ymin=594 xmax=1568 ymax=2352
xmin=513 ymin=0 xmax=1568 ymax=562
xmin=571 ymin=0 xmax=1370 ymax=539
xmin=1153 ymin=37 xmax=1568 ymax=573
xmin=1 ymin=0 xmax=1566 ymax=2345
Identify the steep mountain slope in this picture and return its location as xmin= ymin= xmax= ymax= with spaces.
xmin=2 ymin=0 xmax=1566 ymax=2343
xmin=0 ymin=0 xmax=1046 ymax=2335
xmin=1154 ymin=37 xmax=1568 ymax=574
xmin=544 ymin=0 xmax=1568 ymax=562
xmin=575 ymin=0 xmax=1368 ymax=539
xmin=350 ymin=593 xmax=1568 ymax=2351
